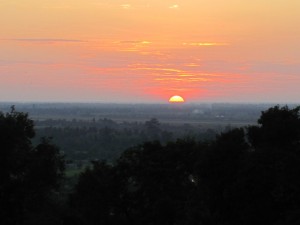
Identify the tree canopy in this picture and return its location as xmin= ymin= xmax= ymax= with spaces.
xmin=69 ymin=105 xmax=300 ymax=225
xmin=0 ymin=108 xmax=65 ymax=225
xmin=2 ymin=105 xmax=300 ymax=225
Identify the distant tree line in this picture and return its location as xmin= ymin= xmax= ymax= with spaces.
xmin=1 ymin=105 xmax=300 ymax=225
xmin=34 ymin=117 xmax=217 ymax=161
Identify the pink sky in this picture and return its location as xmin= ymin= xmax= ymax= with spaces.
xmin=1 ymin=0 xmax=300 ymax=103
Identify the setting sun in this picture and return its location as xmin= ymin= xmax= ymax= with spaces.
xmin=169 ymin=95 xmax=185 ymax=103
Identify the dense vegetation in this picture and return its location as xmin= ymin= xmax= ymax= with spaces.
xmin=34 ymin=117 xmax=217 ymax=161
xmin=1 ymin=105 xmax=300 ymax=225
xmin=0 ymin=107 xmax=65 ymax=225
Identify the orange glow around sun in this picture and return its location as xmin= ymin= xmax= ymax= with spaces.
xmin=169 ymin=95 xmax=185 ymax=103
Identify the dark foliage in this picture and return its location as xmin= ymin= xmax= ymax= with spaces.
xmin=33 ymin=117 xmax=217 ymax=161
xmin=0 ymin=108 xmax=65 ymax=225
xmin=68 ymin=105 xmax=300 ymax=225
xmin=2 ymin=105 xmax=300 ymax=225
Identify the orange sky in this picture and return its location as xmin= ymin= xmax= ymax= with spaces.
xmin=1 ymin=0 xmax=300 ymax=103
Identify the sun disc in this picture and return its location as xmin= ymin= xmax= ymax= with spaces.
xmin=169 ymin=95 xmax=185 ymax=103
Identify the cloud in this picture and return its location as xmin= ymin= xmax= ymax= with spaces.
xmin=184 ymin=63 xmax=201 ymax=67
xmin=113 ymin=40 xmax=152 ymax=52
xmin=120 ymin=4 xmax=131 ymax=9
xmin=116 ymin=40 xmax=151 ymax=45
xmin=183 ymin=42 xmax=229 ymax=46
xmin=169 ymin=5 xmax=179 ymax=9
xmin=4 ymin=38 xmax=85 ymax=43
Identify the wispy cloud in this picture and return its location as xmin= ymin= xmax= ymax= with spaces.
xmin=130 ymin=67 xmax=182 ymax=73
xmin=116 ymin=40 xmax=151 ymax=45
xmin=184 ymin=63 xmax=201 ymax=67
xmin=183 ymin=42 xmax=229 ymax=46
xmin=120 ymin=4 xmax=131 ymax=9
xmin=126 ymin=64 xmax=224 ymax=85
xmin=169 ymin=5 xmax=179 ymax=9
xmin=4 ymin=38 xmax=85 ymax=43
xmin=113 ymin=40 xmax=152 ymax=52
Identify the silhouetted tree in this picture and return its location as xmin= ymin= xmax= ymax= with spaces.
xmin=248 ymin=105 xmax=300 ymax=148
xmin=0 ymin=109 xmax=65 ymax=225
xmin=228 ymin=105 xmax=300 ymax=225
xmin=191 ymin=128 xmax=249 ymax=224
xmin=68 ymin=105 xmax=300 ymax=225
xmin=68 ymin=161 xmax=123 ymax=225
xmin=117 ymin=141 xmax=194 ymax=225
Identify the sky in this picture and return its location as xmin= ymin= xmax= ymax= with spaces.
xmin=1 ymin=0 xmax=300 ymax=103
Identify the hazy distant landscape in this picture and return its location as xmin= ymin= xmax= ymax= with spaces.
xmin=1 ymin=102 xmax=298 ymax=163
xmin=0 ymin=102 xmax=282 ymax=162
xmin=0 ymin=102 xmax=281 ymax=124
